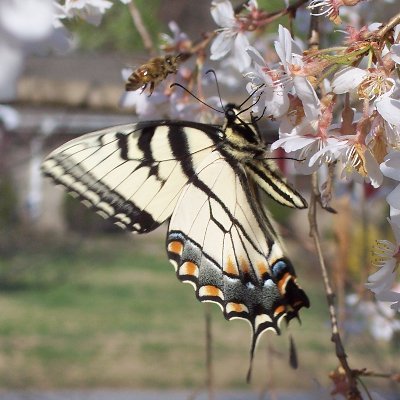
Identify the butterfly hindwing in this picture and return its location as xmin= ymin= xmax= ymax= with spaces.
xmin=167 ymin=150 xmax=309 ymax=354
xmin=42 ymin=121 xmax=221 ymax=233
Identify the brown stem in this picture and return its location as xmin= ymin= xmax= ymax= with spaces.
xmin=205 ymin=305 xmax=214 ymax=400
xmin=308 ymin=173 xmax=362 ymax=400
xmin=305 ymin=17 xmax=361 ymax=398
xmin=376 ymin=12 xmax=400 ymax=40
xmin=128 ymin=0 xmax=156 ymax=56
xmin=250 ymin=0 xmax=310 ymax=28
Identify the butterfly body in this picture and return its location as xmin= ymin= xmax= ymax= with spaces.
xmin=42 ymin=103 xmax=309 ymax=375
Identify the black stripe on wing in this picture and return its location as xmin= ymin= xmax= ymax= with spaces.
xmin=42 ymin=121 xmax=223 ymax=234
xmin=43 ymin=153 xmax=158 ymax=233
xmin=245 ymin=160 xmax=308 ymax=209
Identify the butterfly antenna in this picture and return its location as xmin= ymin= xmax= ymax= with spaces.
xmin=205 ymin=69 xmax=225 ymax=111
xmin=252 ymin=106 xmax=266 ymax=122
xmin=238 ymin=84 xmax=264 ymax=109
xmin=237 ymin=92 xmax=263 ymax=117
xmin=170 ymin=83 xmax=224 ymax=114
xmin=260 ymin=156 xmax=307 ymax=162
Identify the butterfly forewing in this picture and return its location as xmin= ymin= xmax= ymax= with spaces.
xmin=42 ymin=121 xmax=220 ymax=233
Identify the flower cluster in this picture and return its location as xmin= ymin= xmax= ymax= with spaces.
xmin=207 ymin=0 xmax=400 ymax=312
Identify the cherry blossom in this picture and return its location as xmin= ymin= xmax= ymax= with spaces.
xmin=390 ymin=44 xmax=400 ymax=64
xmin=245 ymin=46 xmax=290 ymax=118
xmin=160 ymin=21 xmax=191 ymax=54
xmin=210 ymin=0 xmax=255 ymax=72
xmin=271 ymin=96 xmax=332 ymax=174
xmin=59 ymin=0 xmax=113 ymax=26
xmin=380 ymin=151 xmax=400 ymax=213
xmin=307 ymin=0 xmax=363 ymax=24
xmin=375 ymin=88 xmax=400 ymax=127
xmin=366 ymin=215 xmax=400 ymax=312
xmin=332 ymin=66 xmax=400 ymax=126
xmin=274 ymin=25 xmax=320 ymax=120
xmin=0 ymin=0 xmax=68 ymax=101
xmin=0 ymin=105 xmax=19 ymax=130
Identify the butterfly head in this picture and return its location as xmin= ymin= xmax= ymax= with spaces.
xmin=222 ymin=102 xmax=263 ymax=150
xmin=224 ymin=103 xmax=241 ymax=122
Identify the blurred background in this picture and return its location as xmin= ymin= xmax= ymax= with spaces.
xmin=0 ymin=0 xmax=399 ymax=398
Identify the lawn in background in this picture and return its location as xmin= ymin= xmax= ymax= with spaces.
xmin=0 ymin=231 xmax=398 ymax=392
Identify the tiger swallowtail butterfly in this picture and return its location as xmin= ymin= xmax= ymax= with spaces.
xmin=42 ymin=101 xmax=310 ymax=379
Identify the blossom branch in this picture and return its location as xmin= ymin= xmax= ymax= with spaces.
xmin=375 ymin=12 xmax=400 ymax=40
xmin=308 ymin=173 xmax=362 ymax=400
xmin=128 ymin=0 xmax=156 ymax=55
xmin=245 ymin=0 xmax=310 ymax=29
xmin=305 ymin=10 xmax=362 ymax=399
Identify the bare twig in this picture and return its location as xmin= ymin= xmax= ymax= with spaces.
xmin=376 ymin=12 xmax=400 ymax=40
xmin=128 ymin=0 xmax=156 ymax=55
xmin=306 ymin=12 xmax=361 ymax=398
xmin=205 ymin=304 xmax=214 ymax=400
xmin=309 ymin=173 xmax=362 ymax=400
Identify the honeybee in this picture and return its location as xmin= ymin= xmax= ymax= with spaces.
xmin=125 ymin=54 xmax=182 ymax=95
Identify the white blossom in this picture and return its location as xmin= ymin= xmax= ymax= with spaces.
xmin=274 ymin=25 xmax=320 ymax=120
xmin=60 ymin=0 xmax=113 ymax=26
xmin=366 ymin=203 xmax=400 ymax=312
xmin=245 ymin=46 xmax=290 ymax=118
xmin=210 ymin=0 xmax=252 ymax=72
xmin=0 ymin=0 xmax=68 ymax=101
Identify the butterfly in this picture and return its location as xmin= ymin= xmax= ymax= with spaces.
xmin=42 ymin=97 xmax=310 ymax=379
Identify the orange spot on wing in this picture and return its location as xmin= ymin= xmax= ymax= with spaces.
xmin=277 ymin=272 xmax=291 ymax=293
xmin=257 ymin=262 xmax=269 ymax=276
xmin=227 ymin=302 xmax=248 ymax=313
xmin=274 ymin=305 xmax=286 ymax=316
xmin=201 ymin=285 xmax=223 ymax=299
xmin=168 ymin=240 xmax=183 ymax=255
xmin=225 ymin=256 xmax=238 ymax=276
xmin=239 ymin=257 xmax=250 ymax=274
xmin=181 ymin=261 xmax=198 ymax=277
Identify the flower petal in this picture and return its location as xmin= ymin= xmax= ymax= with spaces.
xmin=375 ymin=95 xmax=400 ymax=126
xmin=0 ymin=105 xmax=20 ymax=130
xmin=210 ymin=30 xmax=234 ymax=60
xmin=271 ymin=135 xmax=316 ymax=152
xmin=387 ymin=184 xmax=400 ymax=210
xmin=364 ymin=149 xmax=383 ymax=188
xmin=246 ymin=46 xmax=266 ymax=67
xmin=211 ymin=0 xmax=235 ymax=28
xmin=391 ymin=44 xmax=400 ymax=64
xmin=0 ymin=0 xmax=54 ymax=42
xmin=275 ymin=25 xmax=293 ymax=68
xmin=293 ymin=76 xmax=320 ymax=121
xmin=380 ymin=151 xmax=400 ymax=180
xmin=332 ymin=67 xmax=367 ymax=94
xmin=233 ymin=33 xmax=251 ymax=71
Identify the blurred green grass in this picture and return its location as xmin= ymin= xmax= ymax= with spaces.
xmin=0 ymin=232 xmax=397 ymax=391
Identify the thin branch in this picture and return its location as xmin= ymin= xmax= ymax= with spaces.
xmin=128 ymin=0 xmax=156 ymax=56
xmin=376 ymin=12 xmax=400 ymax=40
xmin=250 ymin=0 xmax=310 ymax=28
xmin=308 ymin=173 xmax=362 ymax=400
xmin=205 ymin=304 xmax=214 ymax=400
